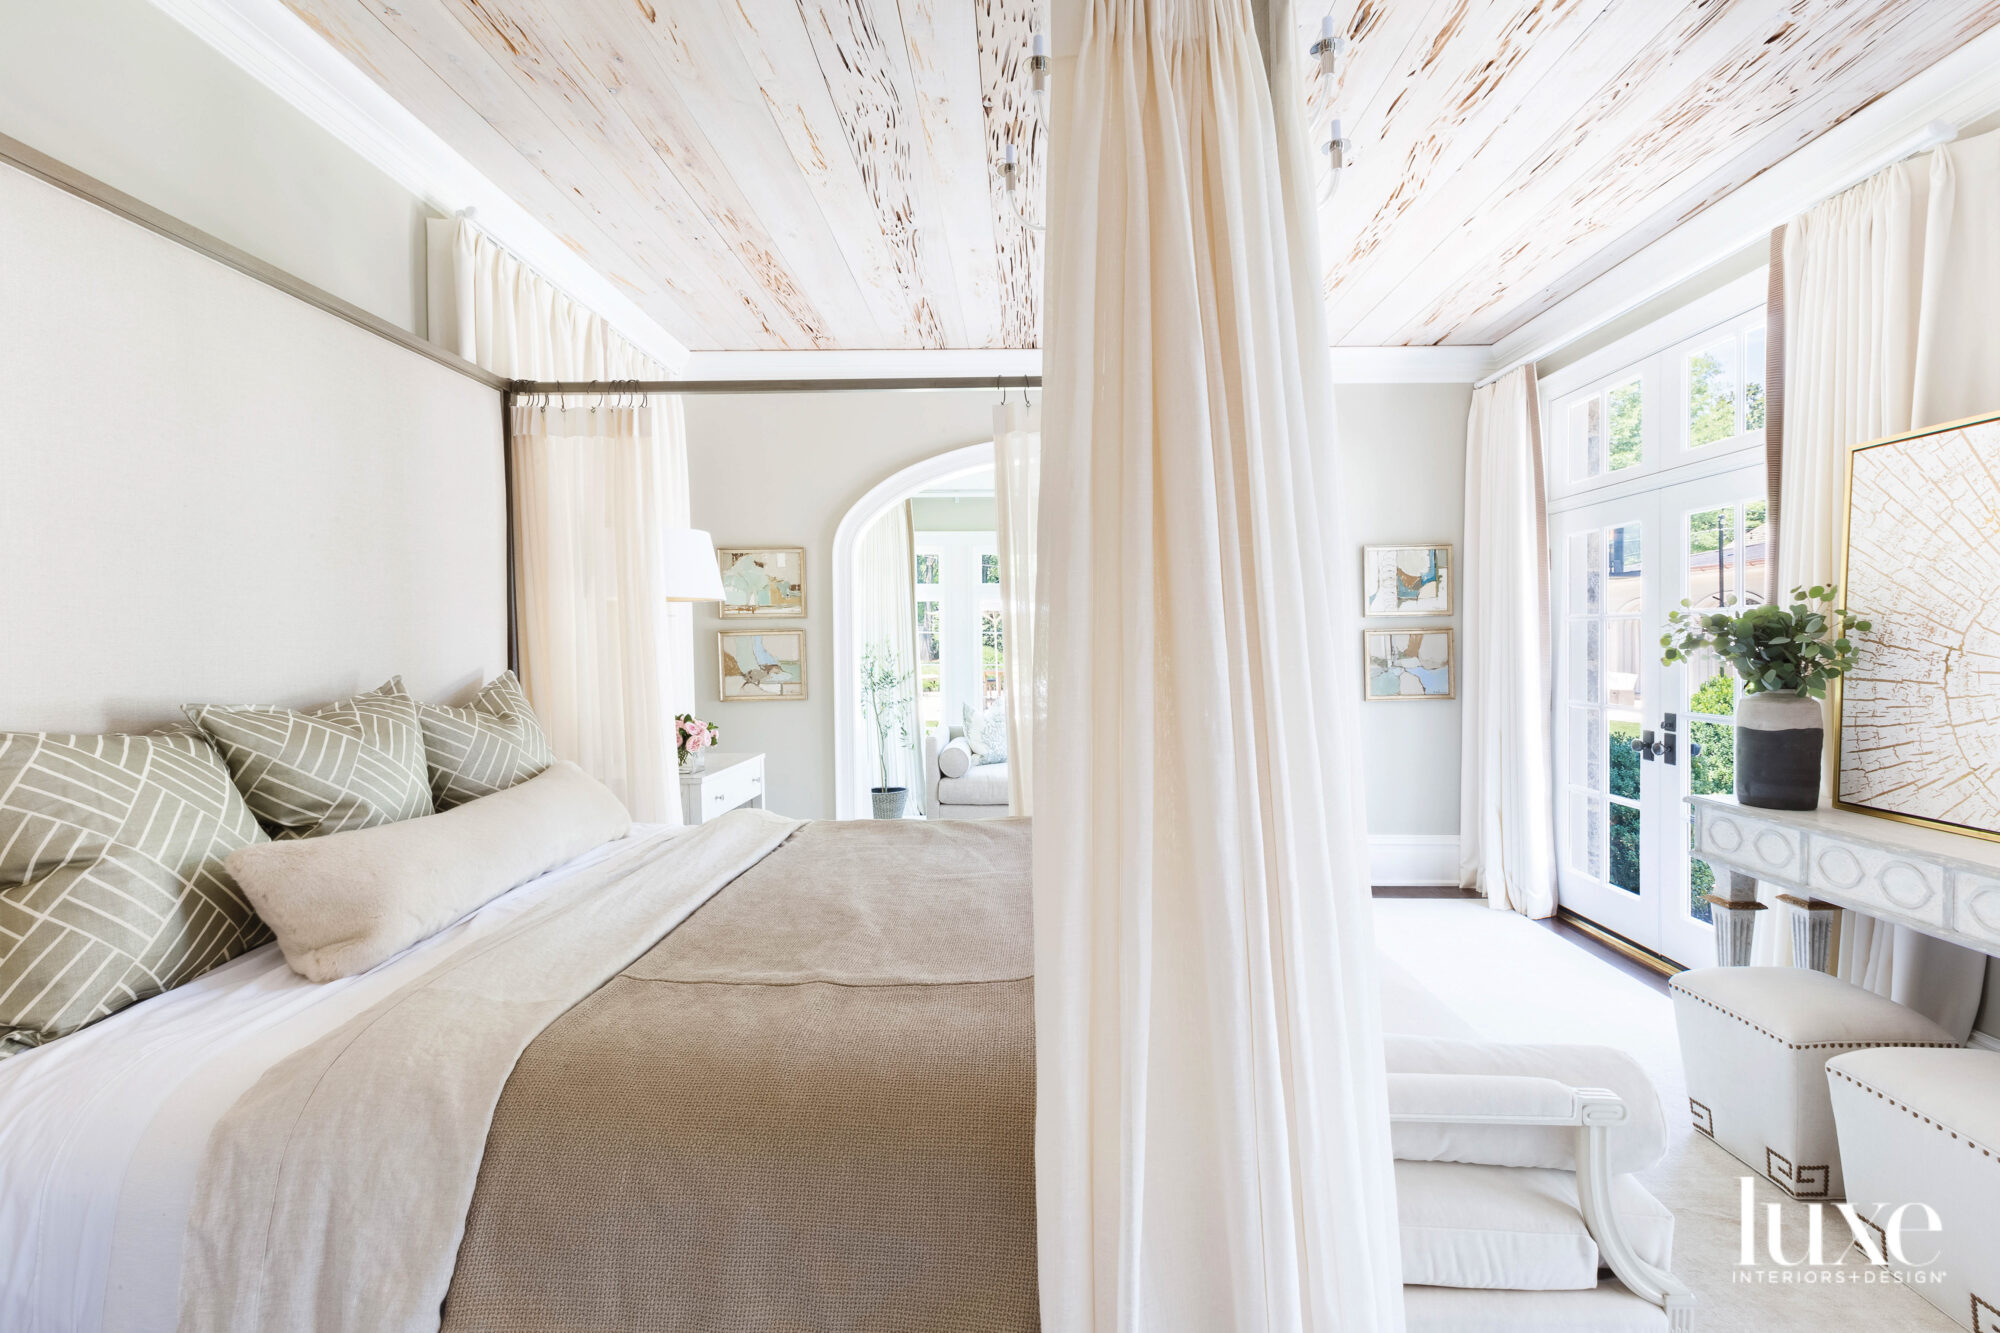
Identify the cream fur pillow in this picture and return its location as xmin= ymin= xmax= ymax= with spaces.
xmin=225 ymin=761 xmax=630 ymax=981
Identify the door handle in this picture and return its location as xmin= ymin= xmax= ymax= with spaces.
xmin=1635 ymin=731 xmax=1663 ymax=761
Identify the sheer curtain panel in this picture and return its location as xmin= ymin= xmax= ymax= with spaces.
xmin=993 ymin=400 xmax=1040 ymax=815
xmin=1776 ymin=127 xmax=2000 ymax=1037
xmin=430 ymin=218 xmax=695 ymax=822
xmin=1036 ymin=2 xmax=1405 ymax=1329
xmin=852 ymin=503 xmax=921 ymax=813
xmin=1459 ymin=367 xmax=1557 ymax=917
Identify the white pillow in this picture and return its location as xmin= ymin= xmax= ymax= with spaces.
xmin=1396 ymin=1159 xmax=1673 ymax=1290
xmin=1386 ymin=1035 xmax=1668 ymax=1177
xmin=224 ymin=760 xmax=630 ymax=981
xmin=962 ymin=698 xmax=1008 ymax=765
xmin=937 ymin=736 xmax=973 ymax=779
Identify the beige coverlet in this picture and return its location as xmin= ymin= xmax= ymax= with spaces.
xmin=441 ymin=817 xmax=1037 ymax=1333
xmin=178 ymin=809 xmax=802 ymax=1333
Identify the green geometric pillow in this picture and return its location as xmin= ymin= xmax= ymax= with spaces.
xmin=0 ymin=728 xmax=271 ymax=1057
xmin=185 ymin=679 xmax=434 ymax=840
xmin=414 ymin=671 xmax=554 ymax=810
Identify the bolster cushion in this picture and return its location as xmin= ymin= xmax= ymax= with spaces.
xmin=1386 ymin=1035 xmax=1667 ymax=1177
xmin=936 ymin=737 xmax=973 ymax=779
xmin=225 ymin=760 xmax=630 ymax=982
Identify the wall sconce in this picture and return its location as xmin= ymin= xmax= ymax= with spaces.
xmin=1001 ymin=141 xmax=1019 ymax=194
xmin=1030 ymin=32 xmax=1049 ymax=105
xmin=1310 ymin=16 xmax=1346 ymax=76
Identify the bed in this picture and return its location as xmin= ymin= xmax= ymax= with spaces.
xmin=3 ymin=804 xmax=1684 ymax=1333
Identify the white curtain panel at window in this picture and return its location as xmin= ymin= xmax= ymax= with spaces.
xmin=1037 ymin=1 xmax=1405 ymax=1329
xmin=853 ymin=503 xmax=922 ymax=813
xmin=993 ymin=401 xmax=1040 ymax=816
xmin=429 ymin=218 xmax=696 ymax=823
xmin=1460 ymin=367 xmax=1557 ymax=918
xmin=1776 ymin=127 xmax=2000 ymax=1038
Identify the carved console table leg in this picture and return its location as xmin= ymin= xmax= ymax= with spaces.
xmin=1707 ymin=872 xmax=1765 ymax=967
xmin=1776 ymin=894 xmax=1839 ymax=973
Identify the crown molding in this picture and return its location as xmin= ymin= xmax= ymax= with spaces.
xmin=1482 ymin=23 xmax=2000 ymax=385
xmin=146 ymin=0 xmax=690 ymax=373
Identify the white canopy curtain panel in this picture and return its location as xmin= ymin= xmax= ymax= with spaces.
xmin=993 ymin=400 xmax=1040 ymax=816
xmin=1776 ymin=127 xmax=2000 ymax=1038
xmin=430 ymin=218 xmax=695 ymax=823
xmin=852 ymin=502 xmax=922 ymax=814
xmin=1037 ymin=1 xmax=1405 ymax=1329
xmin=1460 ymin=367 xmax=1557 ymax=918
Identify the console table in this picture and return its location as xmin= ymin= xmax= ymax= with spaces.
xmin=1688 ymin=794 xmax=2000 ymax=969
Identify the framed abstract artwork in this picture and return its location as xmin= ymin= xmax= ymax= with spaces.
xmin=1834 ymin=410 xmax=2000 ymax=840
xmin=1363 ymin=543 xmax=1453 ymax=616
xmin=718 ymin=630 xmax=807 ymax=701
xmin=717 ymin=547 xmax=805 ymax=618
xmin=1364 ymin=629 xmax=1454 ymax=701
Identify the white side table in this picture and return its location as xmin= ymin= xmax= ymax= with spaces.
xmin=680 ymin=752 xmax=766 ymax=825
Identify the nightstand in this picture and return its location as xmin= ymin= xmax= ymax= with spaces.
xmin=679 ymin=752 xmax=766 ymax=825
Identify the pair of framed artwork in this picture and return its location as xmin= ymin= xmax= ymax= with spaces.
xmin=715 ymin=546 xmax=806 ymax=701
xmin=1363 ymin=543 xmax=1455 ymax=702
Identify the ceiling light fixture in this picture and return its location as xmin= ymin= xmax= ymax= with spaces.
xmin=1323 ymin=117 xmax=1351 ymax=170
xmin=1030 ymin=32 xmax=1049 ymax=105
xmin=1310 ymin=15 xmax=1346 ymax=77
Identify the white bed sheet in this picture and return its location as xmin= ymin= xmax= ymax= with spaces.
xmin=0 ymin=826 xmax=677 ymax=1333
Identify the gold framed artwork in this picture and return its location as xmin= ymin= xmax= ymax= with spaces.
xmin=1364 ymin=629 xmax=1454 ymax=701
xmin=1363 ymin=543 xmax=1453 ymax=616
xmin=1833 ymin=409 xmax=2000 ymax=842
xmin=718 ymin=630 xmax=807 ymax=701
xmin=717 ymin=546 xmax=805 ymax=618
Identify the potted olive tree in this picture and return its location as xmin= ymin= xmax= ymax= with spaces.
xmin=1661 ymin=585 xmax=1870 ymax=810
xmin=859 ymin=641 xmax=914 ymax=819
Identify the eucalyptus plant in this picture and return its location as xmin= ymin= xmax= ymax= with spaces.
xmin=1660 ymin=585 xmax=1871 ymax=700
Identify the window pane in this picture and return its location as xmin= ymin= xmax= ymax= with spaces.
xmin=1742 ymin=500 xmax=1768 ymax=605
xmin=1605 ymin=523 xmax=1641 ymax=614
xmin=1690 ymin=718 xmax=1733 ymax=795
xmin=1570 ymin=396 xmax=1605 ymax=481
xmin=1687 ymin=506 xmax=1735 ymax=609
xmin=1744 ymin=324 xmax=1766 ymax=432
xmin=1569 ymin=791 xmax=1605 ymax=879
xmin=981 ymin=553 xmax=1000 ymax=585
xmin=1568 ymin=706 xmax=1603 ymax=793
xmin=1608 ymin=379 xmax=1642 ymax=471
xmin=916 ymin=553 xmax=940 ymax=584
xmin=1609 ymin=801 xmax=1641 ymax=894
xmin=1570 ymin=529 xmax=1604 ymax=616
xmin=1608 ymin=719 xmax=1640 ymax=799
xmin=1608 ymin=620 xmax=1642 ymax=711
xmin=1688 ymin=650 xmax=1734 ymax=719
xmin=1690 ymin=842 xmax=1715 ymax=923
xmin=1688 ymin=337 xmax=1737 ymax=447
xmin=981 ymin=608 xmax=1005 ymax=707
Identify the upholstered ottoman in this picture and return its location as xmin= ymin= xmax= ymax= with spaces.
xmin=1828 ymin=1048 xmax=2000 ymax=1331
xmin=1669 ymin=967 xmax=1958 ymax=1200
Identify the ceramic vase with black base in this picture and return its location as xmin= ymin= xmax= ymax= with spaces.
xmin=1735 ymin=690 xmax=1823 ymax=810
xmin=871 ymin=787 xmax=907 ymax=819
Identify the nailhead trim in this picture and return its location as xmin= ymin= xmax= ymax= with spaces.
xmin=1826 ymin=1065 xmax=2000 ymax=1163
xmin=1973 ymin=1293 xmax=1997 ymax=1333
xmin=1669 ymin=982 xmax=1960 ymax=1052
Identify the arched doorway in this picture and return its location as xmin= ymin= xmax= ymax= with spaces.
xmin=831 ymin=442 xmax=994 ymax=819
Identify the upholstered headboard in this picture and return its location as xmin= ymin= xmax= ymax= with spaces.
xmin=0 ymin=162 xmax=506 ymax=731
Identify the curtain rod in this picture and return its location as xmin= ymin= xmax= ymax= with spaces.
xmin=0 ymin=131 xmax=508 ymax=393
xmin=508 ymin=375 xmax=1042 ymax=394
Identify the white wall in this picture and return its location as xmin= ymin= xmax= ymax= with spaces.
xmin=688 ymin=383 xmax=1473 ymax=836
xmin=0 ymin=162 xmax=505 ymax=732
xmin=1340 ymin=384 xmax=1473 ymax=883
xmin=0 ymin=0 xmax=433 ymax=336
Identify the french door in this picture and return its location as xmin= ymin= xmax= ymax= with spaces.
xmin=1552 ymin=462 xmax=1766 ymax=967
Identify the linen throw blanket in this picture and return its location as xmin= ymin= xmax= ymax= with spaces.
xmin=179 ymin=813 xmax=1036 ymax=1333
xmin=441 ymin=817 xmax=1037 ymax=1331
xmin=179 ymin=811 xmax=800 ymax=1333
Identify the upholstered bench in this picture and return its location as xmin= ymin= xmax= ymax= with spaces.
xmin=1669 ymin=966 xmax=1958 ymax=1200
xmin=1828 ymin=1048 xmax=2000 ymax=1332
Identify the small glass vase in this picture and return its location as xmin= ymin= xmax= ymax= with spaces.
xmin=679 ymin=751 xmax=705 ymax=775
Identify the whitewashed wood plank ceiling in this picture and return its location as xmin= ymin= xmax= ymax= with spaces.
xmin=280 ymin=0 xmax=1997 ymax=352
